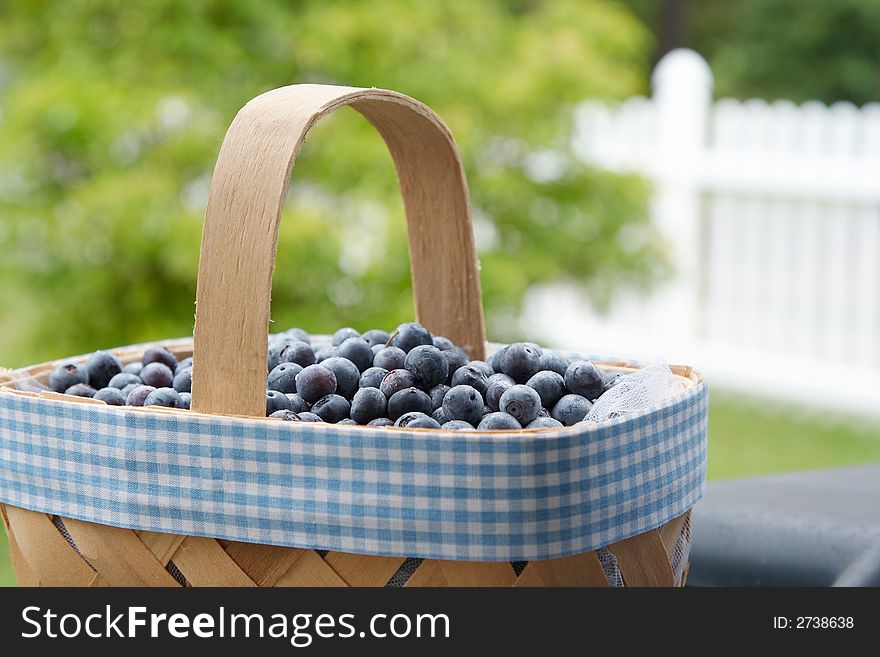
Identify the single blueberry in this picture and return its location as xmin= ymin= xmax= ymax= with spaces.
xmin=64 ymin=383 xmax=97 ymax=398
xmin=498 ymin=385 xmax=541 ymax=425
xmin=276 ymin=340 xmax=317 ymax=369
xmin=175 ymin=357 xmax=193 ymax=373
xmin=498 ymin=343 xmax=541 ymax=383
xmin=285 ymin=393 xmax=310 ymax=413
xmin=266 ymin=390 xmax=294 ymax=416
xmin=429 ymin=384 xmax=450 ymax=410
xmin=467 ymin=360 xmax=494 ymax=378
xmin=539 ymin=352 xmax=570 ymax=377
xmin=270 ymin=409 xmax=300 ymax=421
xmin=172 ymin=367 xmax=192 ymax=393
xmin=373 ymin=346 xmax=406 ymax=371
xmin=526 ymin=370 xmax=566 ymax=408
xmin=361 ymin=329 xmax=391 ymax=348
xmin=84 ymin=351 xmax=122 ymax=389
xmin=338 ymin=418 xmax=358 ymax=425
xmin=295 ymin=364 xmax=338 ymax=403
xmin=359 ymin=367 xmax=389 ymax=390
xmin=142 ymin=347 xmax=178 ymax=371
xmin=336 ymin=337 xmax=374 ymax=373
xmin=450 ymin=365 xmax=489 ymax=399
xmin=485 ymin=373 xmax=515 ymax=412
xmin=320 ymin=356 xmax=360 ymax=399
xmin=108 ymin=372 xmax=141 ymax=389
xmin=48 ymin=363 xmax=88 ymax=393
xmin=367 ymin=418 xmax=394 ymax=427
xmin=122 ymin=362 xmax=143 ymax=376
xmin=314 ymin=347 xmax=336 ymax=362
xmin=442 ymin=420 xmax=475 ymax=431
xmin=387 ymin=387 xmax=433 ymax=420
xmin=268 ymin=363 xmax=303 ymax=394
xmin=311 ymin=394 xmax=351 ymax=423
xmin=432 ymin=336 xmax=455 ymax=351
xmin=144 ymin=387 xmax=183 ymax=408
xmin=404 ymin=345 xmax=448 ymax=389
xmin=551 ymin=394 xmax=592 ymax=426
xmin=442 ymin=385 xmax=484 ymax=426
xmin=432 ymin=406 xmax=450 ymax=425
xmin=527 ymin=417 xmax=564 ymax=429
xmin=603 ymin=369 xmax=629 ymax=392
xmin=394 ymin=412 xmax=441 ymax=429
xmin=120 ymin=383 xmax=140 ymax=399
xmin=279 ymin=327 xmax=310 ymax=343
xmin=332 ymin=327 xmax=361 ymax=346
xmin=126 ymin=385 xmax=156 ymax=406
xmin=391 ymin=322 xmax=433 ymax=353
xmin=93 ymin=387 xmax=125 ymax=405
xmin=441 ymin=349 xmax=469 ymax=385
xmin=564 ymin=361 xmax=605 ymax=400
xmin=140 ymin=362 xmax=174 ymax=389
xmin=179 ymin=392 xmax=192 ymax=410
xmin=296 ymin=412 xmax=324 ymax=422
xmin=350 ymin=387 xmax=388 ymax=425
xmin=379 ymin=369 xmax=418 ymax=399
xmin=477 ymin=412 xmax=521 ymax=430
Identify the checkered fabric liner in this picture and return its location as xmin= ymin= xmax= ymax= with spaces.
xmin=0 ymin=352 xmax=707 ymax=562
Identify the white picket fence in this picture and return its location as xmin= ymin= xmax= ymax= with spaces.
xmin=524 ymin=49 xmax=880 ymax=418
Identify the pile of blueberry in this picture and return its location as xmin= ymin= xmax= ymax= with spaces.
xmin=48 ymin=322 xmax=628 ymax=431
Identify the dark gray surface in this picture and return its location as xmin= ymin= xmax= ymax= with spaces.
xmin=689 ymin=465 xmax=880 ymax=586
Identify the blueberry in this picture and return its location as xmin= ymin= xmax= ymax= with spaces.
xmin=394 ymin=412 xmax=441 ymax=429
xmin=48 ymin=363 xmax=88 ymax=393
xmin=297 ymin=412 xmax=324 ymax=422
xmin=477 ymin=412 xmax=521 ymax=430
xmin=432 ymin=406 xmax=450 ymax=425
xmin=450 ymin=365 xmax=489 ymax=398
xmin=603 ymin=369 xmax=629 ymax=392
xmin=498 ymin=343 xmax=541 ymax=383
xmin=320 ymin=356 xmax=360 ymax=399
xmin=279 ymin=327 xmax=310 ymax=343
xmin=285 ymin=393 xmax=310 ymax=413
xmin=442 ymin=385 xmax=484 ymax=426
xmin=350 ymin=387 xmax=387 ymax=424
xmin=498 ymin=385 xmax=541 ymax=425
xmin=336 ymin=337 xmax=374 ymax=373
xmin=172 ymin=367 xmax=192 ymax=393
xmin=93 ymin=387 xmax=125 ymax=405
xmin=144 ymin=387 xmax=183 ymax=408
xmin=276 ymin=340 xmax=316 ymax=369
xmin=83 ymin=351 xmax=122 ymax=389
xmin=179 ymin=392 xmax=192 ymax=410
xmin=314 ymin=347 xmax=336 ymax=363
xmin=296 ymin=364 xmax=338 ymax=403
xmin=64 ymin=383 xmax=97 ymax=398
xmin=432 ymin=336 xmax=455 ymax=351
xmin=140 ymin=362 xmax=174 ymax=389
xmin=442 ymin=420 xmax=475 ymax=431
xmin=361 ymin=329 xmax=391 ymax=348
xmin=270 ymin=409 xmax=300 ymax=421
xmin=359 ymin=366 xmax=388 ymax=390
xmin=373 ymin=346 xmax=406 ymax=371
xmin=379 ymin=369 xmax=418 ymax=399
xmin=539 ymin=352 xmax=570 ymax=377
xmin=391 ymin=322 xmax=432 ymax=353
xmin=108 ymin=372 xmax=141 ymax=389
xmin=371 ymin=344 xmax=384 ymax=356
xmin=120 ymin=383 xmax=140 ymax=399
xmin=126 ymin=385 xmax=156 ymax=406
xmin=429 ymin=384 xmax=450 ymax=410
xmin=338 ymin=418 xmax=358 ymax=425
xmin=526 ymin=370 xmax=566 ymax=408
xmin=404 ymin=345 xmax=448 ymax=389
xmin=526 ymin=417 xmax=564 ymax=429
xmin=485 ymin=373 xmax=515 ymax=412
xmin=266 ymin=389 xmax=294 ymax=416
xmin=122 ymin=362 xmax=143 ymax=376
xmin=367 ymin=418 xmax=394 ymax=427
xmin=467 ymin=360 xmax=494 ymax=378
xmin=268 ymin=363 xmax=303 ymax=394
xmin=142 ymin=347 xmax=178 ymax=371
xmin=311 ymin=394 xmax=351 ymax=423
xmin=551 ymin=394 xmax=592 ymax=426
xmin=175 ymin=357 xmax=193 ymax=373
xmin=387 ymin=387 xmax=433 ymax=420
xmin=441 ymin=349 xmax=469 ymax=384
xmin=564 ymin=361 xmax=605 ymax=400
xmin=332 ymin=327 xmax=360 ymax=346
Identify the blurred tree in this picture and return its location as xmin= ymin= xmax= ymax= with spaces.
xmin=624 ymin=0 xmax=880 ymax=105
xmin=0 ymin=0 xmax=659 ymax=366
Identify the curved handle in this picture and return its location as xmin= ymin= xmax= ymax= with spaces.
xmin=191 ymin=85 xmax=486 ymax=417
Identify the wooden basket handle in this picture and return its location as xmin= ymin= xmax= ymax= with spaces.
xmin=191 ymin=85 xmax=486 ymax=417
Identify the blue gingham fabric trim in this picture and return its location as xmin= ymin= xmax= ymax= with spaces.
xmin=0 ymin=356 xmax=707 ymax=562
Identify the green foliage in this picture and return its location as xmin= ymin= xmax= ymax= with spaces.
xmin=0 ymin=0 xmax=657 ymax=367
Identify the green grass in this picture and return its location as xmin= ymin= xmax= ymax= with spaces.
xmin=2 ymin=396 xmax=879 ymax=587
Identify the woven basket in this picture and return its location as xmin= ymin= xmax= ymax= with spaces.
xmin=0 ymin=85 xmax=707 ymax=587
